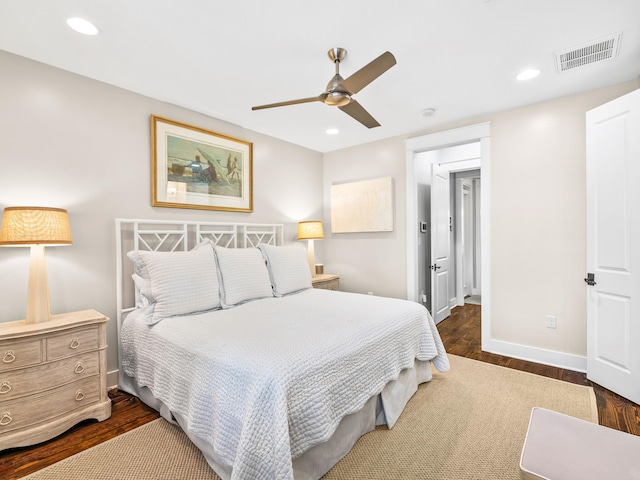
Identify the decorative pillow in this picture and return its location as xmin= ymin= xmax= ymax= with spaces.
xmin=127 ymin=241 xmax=220 ymax=324
xmin=214 ymin=246 xmax=273 ymax=308
xmin=258 ymin=244 xmax=312 ymax=297
xmin=131 ymin=273 xmax=151 ymax=307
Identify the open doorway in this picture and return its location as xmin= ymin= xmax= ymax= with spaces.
xmin=405 ymin=122 xmax=491 ymax=348
xmin=416 ymin=142 xmax=481 ymax=322
xmin=455 ymin=170 xmax=481 ymax=307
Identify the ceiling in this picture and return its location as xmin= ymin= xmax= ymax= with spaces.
xmin=1 ymin=0 xmax=639 ymax=153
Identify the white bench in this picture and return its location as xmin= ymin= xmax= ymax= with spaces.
xmin=520 ymin=407 xmax=640 ymax=479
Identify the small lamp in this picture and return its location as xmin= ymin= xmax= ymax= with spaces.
xmin=0 ymin=207 xmax=72 ymax=324
xmin=297 ymin=220 xmax=324 ymax=277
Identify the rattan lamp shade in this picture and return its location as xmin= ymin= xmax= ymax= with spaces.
xmin=297 ymin=221 xmax=324 ymax=240
xmin=0 ymin=207 xmax=72 ymax=246
xmin=0 ymin=206 xmax=72 ymax=324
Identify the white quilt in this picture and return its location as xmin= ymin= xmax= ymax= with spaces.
xmin=121 ymin=288 xmax=449 ymax=480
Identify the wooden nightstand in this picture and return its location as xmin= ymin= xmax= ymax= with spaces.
xmin=312 ymin=274 xmax=340 ymax=291
xmin=0 ymin=309 xmax=111 ymax=450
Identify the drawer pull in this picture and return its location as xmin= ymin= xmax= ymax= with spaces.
xmin=75 ymin=389 xmax=85 ymax=401
xmin=74 ymin=362 xmax=85 ymax=374
xmin=69 ymin=338 xmax=80 ymax=349
xmin=0 ymin=381 xmax=11 ymax=394
xmin=0 ymin=413 xmax=12 ymax=426
xmin=2 ymin=351 xmax=15 ymax=363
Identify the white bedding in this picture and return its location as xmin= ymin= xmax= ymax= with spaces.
xmin=121 ymin=288 xmax=449 ymax=480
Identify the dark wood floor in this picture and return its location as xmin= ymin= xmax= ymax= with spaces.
xmin=438 ymin=303 xmax=640 ymax=435
xmin=1 ymin=303 xmax=638 ymax=479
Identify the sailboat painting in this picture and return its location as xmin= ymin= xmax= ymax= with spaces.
xmin=151 ymin=115 xmax=253 ymax=212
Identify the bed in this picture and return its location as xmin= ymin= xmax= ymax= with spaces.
xmin=116 ymin=219 xmax=449 ymax=480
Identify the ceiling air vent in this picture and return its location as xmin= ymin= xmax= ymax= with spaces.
xmin=555 ymin=32 xmax=621 ymax=73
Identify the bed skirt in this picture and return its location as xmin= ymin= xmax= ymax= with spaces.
xmin=120 ymin=359 xmax=433 ymax=480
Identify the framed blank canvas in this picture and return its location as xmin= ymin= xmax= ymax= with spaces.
xmin=330 ymin=177 xmax=394 ymax=233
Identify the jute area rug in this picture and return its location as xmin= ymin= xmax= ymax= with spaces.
xmin=24 ymin=355 xmax=597 ymax=480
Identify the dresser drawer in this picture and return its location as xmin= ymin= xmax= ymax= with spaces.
xmin=0 ymin=376 xmax=100 ymax=434
xmin=0 ymin=352 xmax=99 ymax=401
xmin=46 ymin=327 xmax=99 ymax=360
xmin=313 ymin=279 xmax=339 ymax=290
xmin=0 ymin=339 xmax=42 ymax=372
xmin=325 ymin=280 xmax=339 ymax=290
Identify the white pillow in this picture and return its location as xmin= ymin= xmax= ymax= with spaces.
xmin=214 ymin=246 xmax=273 ymax=308
xmin=258 ymin=244 xmax=312 ymax=297
xmin=131 ymin=273 xmax=151 ymax=307
xmin=127 ymin=241 xmax=220 ymax=324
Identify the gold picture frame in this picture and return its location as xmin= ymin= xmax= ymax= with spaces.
xmin=151 ymin=115 xmax=253 ymax=212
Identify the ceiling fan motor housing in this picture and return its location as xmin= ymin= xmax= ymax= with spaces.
xmin=324 ymin=69 xmax=351 ymax=106
xmin=324 ymin=91 xmax=351 ymax=107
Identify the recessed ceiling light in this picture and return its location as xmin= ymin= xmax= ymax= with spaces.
xmin=326 ymin=128 xmax=339 ymax=135
xmin=516 ymin=68 xmax=541 ymax=81
xmin=66 ymin=17 xmax=100 ymax=36
xmin=421 ymin=108 xmax=436 ymax=117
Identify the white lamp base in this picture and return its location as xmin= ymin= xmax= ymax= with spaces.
xmin=26 ymin=244 xmax=52 ymax=324
xmin=307 ymin=239 xmax=316 ymax=277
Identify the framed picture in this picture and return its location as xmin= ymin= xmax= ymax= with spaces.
xmin=151 ymin=115 xmax=253 ymax=212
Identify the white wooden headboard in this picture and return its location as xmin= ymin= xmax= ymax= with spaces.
xmin=115 ymin=218 xmax=283 ymax=386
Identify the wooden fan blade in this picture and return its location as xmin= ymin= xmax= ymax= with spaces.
xmin=339 ymin=99 xmax=381 ymax=129
xmin=339 ymin=51 xmax=396 ymax=95
xmin=252 ymin=95 xmax=325 ymax=110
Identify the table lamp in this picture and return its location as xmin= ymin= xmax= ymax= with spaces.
xmin=0 ymin=207 xmax=72 ymax=324
xmin=297 ymin=220 xmax=324 ymax=277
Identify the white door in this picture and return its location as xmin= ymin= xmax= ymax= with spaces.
xmin=473 ymin=178 xmax=482 ymax=296
xmin=455 ymin=178 xmax=465 ymax=306
xmin=431 ymin=163 xmax=451 ymax=323
xmin=586 ymin=88 xmax=640 ymax=404
xmin=455 ymin=179 xmax=472 ymax=306
xmin=463 ymin=182 xmax=473 ymax=298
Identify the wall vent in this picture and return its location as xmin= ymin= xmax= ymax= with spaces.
xmin=555 ymin=33 xmax=621 ymax=73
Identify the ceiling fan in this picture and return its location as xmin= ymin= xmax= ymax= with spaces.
xmin=252 ymin=48 xmax=396 ymax=129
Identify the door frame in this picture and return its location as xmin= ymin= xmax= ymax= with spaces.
xmin=405 ymin=122 xmax=491 ymax=350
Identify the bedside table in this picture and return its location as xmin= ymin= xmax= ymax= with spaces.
xmin=0 ymin=309 xmax=111 ymax=450
xmin=312 ymin=274 xmax=340 ymax=291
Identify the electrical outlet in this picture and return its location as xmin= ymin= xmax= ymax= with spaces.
xmin=546 ymin=315 xmax=556 ymax=329
xmin=367 ymin=292 xmax=373 ymax=295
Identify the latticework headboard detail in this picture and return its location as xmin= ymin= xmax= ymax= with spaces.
xmin=125 ymin=222 xmax=282 ymax=254
xmin=115 ymin=218 xmax=283 ymax=382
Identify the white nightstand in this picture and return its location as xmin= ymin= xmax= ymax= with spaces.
xmin=312 ymin=274 xmax=340 ymax=291
xmin=0 ymin=310 xmax=111 ymax=450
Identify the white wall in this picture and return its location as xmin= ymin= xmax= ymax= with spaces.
xmin=486 ymin=84 xmax=639 ymax=358
xmin=324 ymin=79 xmax=639 ymax=367
xmin=416 ymin=158 xmax=430 ymax=310
xmin=0 ymin=51 xmax=324 ymax=378
xmin=323 ymin=137 xmax=407 ymax=298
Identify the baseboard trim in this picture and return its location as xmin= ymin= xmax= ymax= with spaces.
xmin=483 ymin=338 xmax=587 ymax=373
